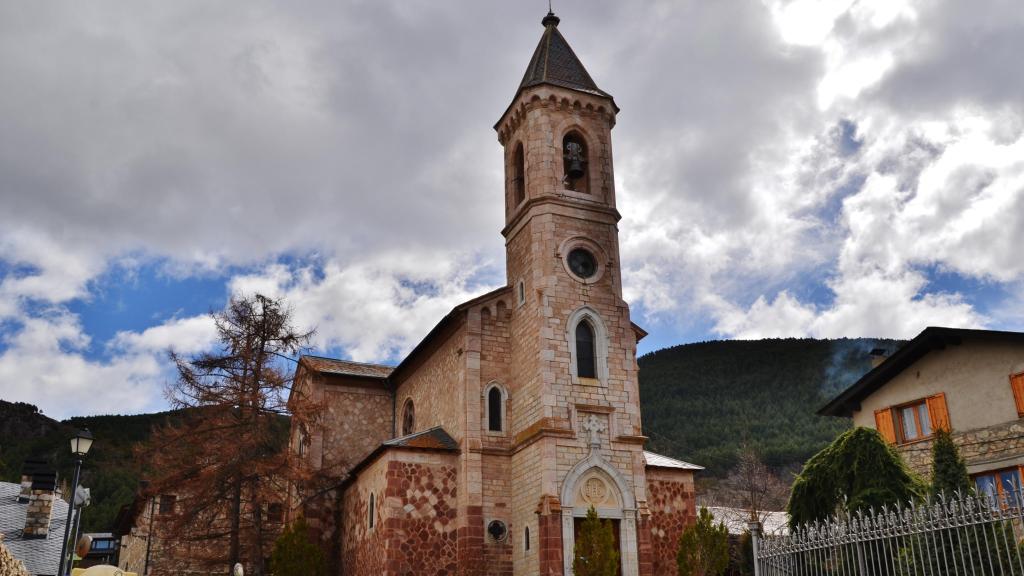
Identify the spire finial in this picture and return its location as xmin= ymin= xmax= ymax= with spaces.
xmin=542 ymin=2 xmax=560 ymax=28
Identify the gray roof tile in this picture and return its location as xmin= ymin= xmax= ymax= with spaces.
xmin=0 ymin=482 xmax=70 ymax=576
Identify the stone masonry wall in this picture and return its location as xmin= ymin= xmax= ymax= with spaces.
xmin=387 ymin=452 xmax=459 ymax=576
xmin=340 ymin=454 xmax=389 ymax=575
xmin=341 ymin=450 xmax=458 ymax=576
xmin=897 ymin=418 xmax=1024 ymax=478
xmin=645 ymin=468 xmax=697 ymax=576
xmin=395 ymin=327 xmax=466 ymax=442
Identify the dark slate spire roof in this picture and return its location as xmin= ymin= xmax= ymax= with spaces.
xmin=517 ymin=12 xmax=614 ymax=102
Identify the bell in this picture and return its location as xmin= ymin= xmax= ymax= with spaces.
xmin=567 ymin=158 xmax=585 ymax=180
xmin=564 ymin=141 xmax=586 ymax=181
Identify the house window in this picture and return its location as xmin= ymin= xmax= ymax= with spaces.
xmin=487 ymin=386 xmax=503 ymax=432
xmin=874 ymin=393 xmax=949 ymax=445
xmin=402 ymin=399 xmax=415 ymax=436
xmin=575 ymin=321 xmax=596 ymax=379
xmin=896 ymin=400 xmax=932 ymax=443
xmin=368 ymin=493 xmax=376 ymax=529
xmin=512 ymin=143 xmax=526 ymax=206
xmin=158 ymin=494 xmax=176 ymax=515
xmin=266 ymin=502 xmax=284 ymax=523
xmin=974 ymin=467 xmax=1022 ymax=509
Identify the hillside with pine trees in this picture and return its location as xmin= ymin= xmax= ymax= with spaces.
xmin=638 ymin=337 xmax=902 ymax=477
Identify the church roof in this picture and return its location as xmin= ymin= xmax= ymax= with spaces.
xmin=340 ymin=427 xmax=459 ymax=489
xmin=643 ymin=450 xmax=704 ymax=471
xmin=518 ymin=12 xmax=611 ymax=101
xmin=383 ymin=426 xmax=459 ymax=451
xmin=299 ymin=355 xmax=393 ymax=379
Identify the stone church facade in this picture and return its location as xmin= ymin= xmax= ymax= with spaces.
xmin=290 ymin=12 xmax=700 ymax=576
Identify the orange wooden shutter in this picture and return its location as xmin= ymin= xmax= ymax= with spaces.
xmin=1011 ymin=373 xmax=1024 ymax=417
xmin=875 ymin=408 xmax=896 ymax=444
xmin=927 ymin=393 xmax=950 ymax=432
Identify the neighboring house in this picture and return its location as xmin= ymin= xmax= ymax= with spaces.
xmin=286 ymin=10 xmax=703 ymax=576
xmin=820 ymin=327 xmax=1024 ymax=501
xmin=78 ymin=533 xmax=117 ymax=568
xmin=0 ymin=462 xmax=69 ymax=576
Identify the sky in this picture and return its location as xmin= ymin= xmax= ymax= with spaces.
xmin=1 ymin=0 xmax=1023 ymax=420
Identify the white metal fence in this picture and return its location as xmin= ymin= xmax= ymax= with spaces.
xmin=751 ymin=490 xmax=1024 ymax=576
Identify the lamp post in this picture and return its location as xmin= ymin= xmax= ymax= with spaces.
xmin=57 ymin=428 xmax=93 ymax=576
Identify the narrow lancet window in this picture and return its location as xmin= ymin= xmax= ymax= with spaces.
xmin=576 ymin=320 xmax=596 ymax=378
xmin=513 ymin=143 xmax=526 ymax=206
xmin=402 ymin=399 xmax=415 ymax=436
xmin=488 ymin=387 xmax=503 ymax=432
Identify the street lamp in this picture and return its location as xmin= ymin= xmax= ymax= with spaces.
xmin=57 ymin=429 xmax=93 ymax=576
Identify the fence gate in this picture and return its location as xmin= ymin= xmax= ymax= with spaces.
xmin=751 ymin=490 xmax=1024 ymax=576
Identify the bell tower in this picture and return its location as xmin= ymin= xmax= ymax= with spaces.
xmin=495 ymin=12 xmax=648 ymax=576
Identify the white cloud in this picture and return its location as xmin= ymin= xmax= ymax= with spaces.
xmin=228 ymin=252 xmax=498 ymax=362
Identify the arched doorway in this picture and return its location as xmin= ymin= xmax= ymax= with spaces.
xmin=560 ymin=454 xmax=639 ymax=575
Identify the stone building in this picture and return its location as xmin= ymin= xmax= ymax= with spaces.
xmin=289 ymin=12 xmax=701 ymax=576
xmin=820 ymin=326 xmax=1024 ymax=498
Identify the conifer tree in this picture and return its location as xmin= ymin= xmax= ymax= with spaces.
xmin=930 ymin=428 xmax=970 ymax=497
xmin=138 ymin=294 xmax=319 ymax=576
xmin=677 ymin=507 xmax=729 ymax=576
xmin=269 ymin=518 xmax=326 ymax=576
xmin=572 ymin=506 xmax=619 ymax=576
xmin=787 ymin=427 xmax=924 ymax=528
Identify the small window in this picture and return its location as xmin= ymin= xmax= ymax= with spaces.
xmin=158 ymin=494 xmax=176 ymax=515
xmin=402 ymin=399 xmax=415 ymax=436
xmin=512 ymin=143 xmax=526 ymax=206
xmin=974 ymin=467 xmax=1022 ymax=509
xmin=896 ymin=400 xmax=931 ymax=442
xmin=524 ymin=526 xmax=530 ymax=551
xmin=368 ymin=493 xmax=376 ymax=529
xmin=517 ymin=280 xmax=526 ymax=306
xmin=266 ymin=502 xmax=284 ymax=523
xmin=487 ymin=387 xmax=503 ymax=432
xmin=575 ymin=321 xmax=596 ymax=379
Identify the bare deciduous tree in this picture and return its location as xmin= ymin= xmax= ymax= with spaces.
xmin=720 ymin=447 xmax=790 ymax=525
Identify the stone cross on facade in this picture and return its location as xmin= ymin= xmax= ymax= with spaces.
xmin=581 ymin=414 xmax=606 ymax=448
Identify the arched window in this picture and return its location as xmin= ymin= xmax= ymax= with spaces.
xmin=562 ymin=132 xmax=589 ymax=194
xmin=575 ymin=320 xmax=596 ymax=379
xmin=512 ymin=142 xmax=526 ymax=206
xmin=487 ymin=386 xmax=503 ymax=432
xmin=402 ymin=399 xmax=415 ymax=436
xmin=524 ymin=526 xmax=530 ymax=552
xmin=368 ymin=493 xmax=375 ymax=529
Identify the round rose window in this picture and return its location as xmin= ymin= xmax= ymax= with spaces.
xmin=567 ymin=248 xmax=598 ymax=279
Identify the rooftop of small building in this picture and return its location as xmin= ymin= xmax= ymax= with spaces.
xmin=819 ymin=326 xmax=1024 ymax=417
xmin=642 ymin=451 xmax=704 ymax=471
xmin=704 ymin=506 xmax=790 ymax=536
xmin=0 ymin=481 xmax=69 ymax=576
xmin=299 ymin=355 xmax=394 ymax=379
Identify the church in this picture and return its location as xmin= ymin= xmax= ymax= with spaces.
xmin=289 ymin=11 xmax=701 ymax=576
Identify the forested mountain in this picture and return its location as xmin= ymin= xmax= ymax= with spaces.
xmin=0 ymin=401 xmax=184 ymax=533
xmin=1 ymin=337 xmax=902 ymax=531
xmin=639 ymin=337 xmax=902 ymax=477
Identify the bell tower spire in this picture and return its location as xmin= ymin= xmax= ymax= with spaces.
xmin=494 ymin=15 xmax=646 ymax=576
